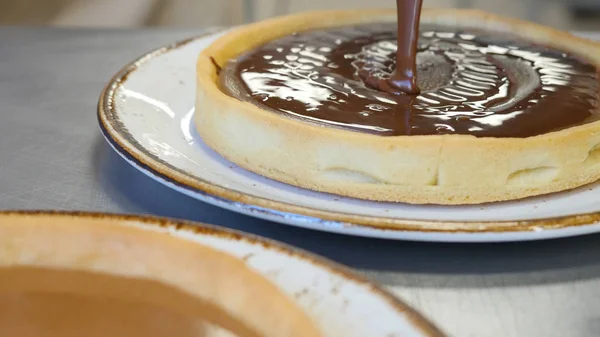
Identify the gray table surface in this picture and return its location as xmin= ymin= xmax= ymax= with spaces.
xmin=2 ymin=27 xmax=600 ymax=337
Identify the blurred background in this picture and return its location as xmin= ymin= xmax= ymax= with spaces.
xmin=1 ymin=0 xmax=600 ymax=30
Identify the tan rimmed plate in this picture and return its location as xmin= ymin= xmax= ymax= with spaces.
xmin=0 ymin=211 xmax=445 ymax=337
xmin=98 ymin=31 xmax=600 ymax=242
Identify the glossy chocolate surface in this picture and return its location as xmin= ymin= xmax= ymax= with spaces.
xmin=219 ymin=24 xmax=599 ymax=137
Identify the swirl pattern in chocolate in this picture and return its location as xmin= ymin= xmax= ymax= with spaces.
xmin=219 ymin=23 xmax=599 ymax=137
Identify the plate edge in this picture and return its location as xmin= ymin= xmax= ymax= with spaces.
xmin=0 ymin=210 xmax=448 ymax=337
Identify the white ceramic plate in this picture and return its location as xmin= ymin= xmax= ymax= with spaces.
xmin=0 ymin=211 xmax=444 ymax=337
xmin=98 ymin=31 xmax=600 ymax=242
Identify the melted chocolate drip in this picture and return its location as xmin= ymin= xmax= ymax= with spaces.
xmin=219 ymin=24 xmax=599 ymax=137
xmin=384 ymin=0 xmax=423 ymax=95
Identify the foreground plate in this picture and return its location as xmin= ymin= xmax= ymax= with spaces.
xmin=0 ymin=211 xmax=444 ymax=337
xmin=98 ymin=32 xmax=600 ymax=242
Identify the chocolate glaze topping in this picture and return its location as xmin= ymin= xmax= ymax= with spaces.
xmin=219 ymin=22 xmax=599 ymax=137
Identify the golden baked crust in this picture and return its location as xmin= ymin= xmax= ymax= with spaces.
xmin=196 ymin=9 xmax=600 ymax=205
xmin=0 ymin=213 xmax=322 ymax=337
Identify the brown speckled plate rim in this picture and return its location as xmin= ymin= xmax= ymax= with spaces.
xmin=97 ymin=31 xmax=600 ymax=236
xmin=0 ymin=210 xmax=447 ymax=337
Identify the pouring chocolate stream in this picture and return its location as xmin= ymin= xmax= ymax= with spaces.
xmin=368 ymin=0 xmax=423 ymax=95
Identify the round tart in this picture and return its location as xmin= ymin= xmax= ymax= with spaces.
xmin=196 ymin=9 xmax=600 ymax=205
xmin=0 ymin=213 xmax=321 ymax=337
